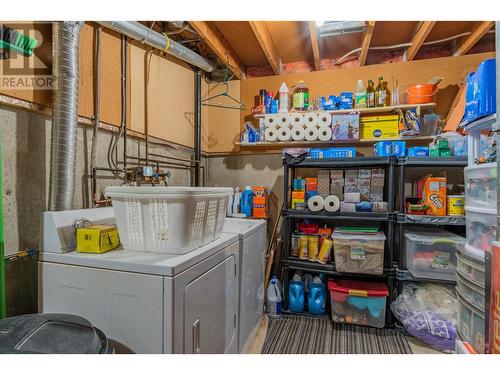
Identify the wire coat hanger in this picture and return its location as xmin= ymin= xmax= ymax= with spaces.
xmin=201 ymin=56 xmax=245 ymax=111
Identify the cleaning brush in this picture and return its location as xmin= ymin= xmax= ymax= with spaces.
xmin=0 ymin=25 xmax=38 ymax=57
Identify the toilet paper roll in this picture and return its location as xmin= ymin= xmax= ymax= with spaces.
xmin=318 ymin=126 xmax=333 ymax=141
xmin=317 ymin=112 xmax=332 ymax=126
xmin=289 ymin=113 xmax=305 ymax=127
xmin=304 ymin=113 xmax=318 ymax=127
xmin=264 ymin=115 xmax=278 ymax=128
xmin=291 ymin=126 xmax=306 ymax=141
xmin=304 ymin=126 xmax=318 ymax=141
xmin=323 ymin=195 xmax=340 ymax=212
xmin=307 ymin=195 xmax=324 ymax=212
xmin=277 ymin=113 xmax=291 ymax=127
xmin=277 ymin=126 xmax=292 ymax=141
xmin=264 ymin=126 xmax=278 ymax=142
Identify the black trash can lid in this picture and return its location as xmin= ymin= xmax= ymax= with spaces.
xmin=0 ymin=313 xmax=108 ymax=354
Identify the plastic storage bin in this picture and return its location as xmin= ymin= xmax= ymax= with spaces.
xmin=456 ymin=247 xmax=485 ymax=286
xmin=456 ymin=272 xmax=485 ymax=310
xmin=332 ymin=232 xmax=386 ymax=275
xmin=105 ymin=186 xmax=232 ymax=254
xmin=328 ymin=279 xmax=388 ymax=328
xmin=457 ymin=294 xmax=485 ymax=354
xmin=464 ymin=163 xmax=497 ymax=210
xmin=404 ymin=229 xmax=465 ymax=281
xmin=465 ymin=206 xmax=497 ymax=254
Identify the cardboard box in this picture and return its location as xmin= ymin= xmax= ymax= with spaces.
xmin=344 ymin=185 xmax=359 ymax=193
xmin=331 ymin=114 xmax=360 ymax=140
xmin=360 ymin=114 xmax=399 ymax=140
xmin=422 ymin=176 xmax=447 ymax=216
xmin=344 ymin=170 xmax=358 ymax=178
xmin=345 ymin=177 xmax=358 ymax=186
xmin=372 ymin=169 xmax=385 ymax=178
xmin=370 ymin=193 xmax=384 ymax=202
xmin=330 ymin=178 xmax=344 ymax=187
xmin=372 ymin=202 xmax=389 ymax=212
xmin=344 ymin=192 xmax=361 ymax=203
xmin=340 ymin=202 xmax=356 ymax=212
xmin=358 ymin=169 xmax=372 ymax=179
xmin=77 ymin=225 xmax=120 ymax=254
xmin=253 ymin=186 xmax=268 ymax=218
xmin=330 ymin=170 xmax=344 ymax=179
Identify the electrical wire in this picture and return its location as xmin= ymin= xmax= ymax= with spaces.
xmin=333 ymin=30 xmax=495 ymax=65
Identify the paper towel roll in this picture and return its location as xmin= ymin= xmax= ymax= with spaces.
xmin=323 ymin=195 xmax=340 ymax=212
xmin=304 ymin=113 xmax=318 ymax=127
xmin=317 ymin=112 xmax=332 ymax=126
xmin=277 ymin=113 xmax=291 ymax=127
xmin=277 ymin=126 xmax=292 ymax=141
xmin=264 ymin=115 xmax=278 ymax=128
xmin=264 ymin=126 xmax=278 ymax=142
xmin=318 ymin=126 xmax=333 ymax=141
xmin=291 ymin=126 xmax=306 ymax=141
xmin=290 ymin=113 xmax=305 ymax=127
xmin=304 ymin=127 xmax=318 ymax=141
xmin=307 ymin=195 xmax=324 ymax=212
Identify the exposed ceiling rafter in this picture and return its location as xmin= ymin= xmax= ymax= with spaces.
xmin=358 ymin=21 xmax=376 ymax=66
xmin=454 ymin=21 xmax=494 ymax=56
xmin=189 ymin=21 xmax=246 ymax=79
xmin=404 ymin=21 xmax=436 ymax=61
xmin=249 ymin=21 xmax=282 ymax=75
xmin=308 ymin=21 xmax=321 ymax=71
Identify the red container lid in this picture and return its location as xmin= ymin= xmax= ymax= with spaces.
xmin=327 ymin=279 xmax=388 ymax=297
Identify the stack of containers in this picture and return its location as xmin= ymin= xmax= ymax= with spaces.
xmin=459 ymin=59 xmax=497 ymax=353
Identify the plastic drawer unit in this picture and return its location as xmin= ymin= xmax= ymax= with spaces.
xmin=332 ymin=232 xmax=386 ymax=275
xmin=464 ymin=163 xmax=497 ymax=210
xmin=456 ymin=247 xmax=485 ymax=286
xmin=457 ymin=294 xmax=485 ymax=354
xmin=328 ymin=279 xmax=388 ymax=328
xmin=404 ymin=229 xmax=465 ymax=282
xmin=456 ymin=272 xmax=485 ymax=310
xmin=465 ymin=206 xmax=497 ymax=255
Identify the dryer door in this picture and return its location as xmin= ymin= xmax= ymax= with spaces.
xmin=173 ymin=241 xmax=239 ymax=353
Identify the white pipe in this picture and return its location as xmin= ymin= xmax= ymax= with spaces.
xmin=98 ymin=21 xmax=216 ymax=72
xmin=334 ymin=30 xmax=495 ymax=65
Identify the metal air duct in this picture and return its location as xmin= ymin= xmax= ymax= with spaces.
xmin=49 ymin=21 xmax=84 ymax=211
xmin=98 ymin=21 xmax=216 ymax=72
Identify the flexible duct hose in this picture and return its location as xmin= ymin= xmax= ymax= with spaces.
xmin=49 ymin=21 xmax=84 ymax=211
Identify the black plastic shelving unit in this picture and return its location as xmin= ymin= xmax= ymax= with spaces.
xmin=281 ymin=155 xmax=397 ymax=327
xmin=395 ymin=155 xmax=468 ymax=286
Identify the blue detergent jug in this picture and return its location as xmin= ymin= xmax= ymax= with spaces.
xmin=308 ymin=277 xmax=326 ymax=315
xmin=241 ymin=186 xmax=253 ymax=217
xmin=288 ymin=274 xmax=305 ymax=313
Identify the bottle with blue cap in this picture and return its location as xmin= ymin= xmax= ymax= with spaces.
xmin=266 ymin=276 xmax=282 ymax=317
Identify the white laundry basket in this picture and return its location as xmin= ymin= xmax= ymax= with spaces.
xmin=104 ymin=186 xmax=233 ymax=254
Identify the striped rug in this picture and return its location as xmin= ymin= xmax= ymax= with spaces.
xmin=261 ymin=316 xmax=413 ymax=354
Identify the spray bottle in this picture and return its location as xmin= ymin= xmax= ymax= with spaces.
xmin=278 ymin=82 xmax=290 ymax=113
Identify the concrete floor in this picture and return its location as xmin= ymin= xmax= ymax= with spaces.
xmin=244 ymin=316 xmax=442 ymax=354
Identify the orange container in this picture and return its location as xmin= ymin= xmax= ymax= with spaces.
xmin=422 ymin=176 xmax=447 ymax=216
xmin=407 ymin=84 xmax=438 ymax=104
xmin=490 ymin=241 xmax=500 ymax=353
xmin=253 ymin=186 xmax=267 ymax=218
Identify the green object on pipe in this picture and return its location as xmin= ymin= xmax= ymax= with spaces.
xmin=0 ymin=127 xmax=5 ymax=318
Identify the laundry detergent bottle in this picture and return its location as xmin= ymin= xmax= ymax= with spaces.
xmin=241 ymin=186 xmax=253 ymax=218
xmin=288 ymin=274 xmax=305 ymax=313
xmin=308 ymin=276 xmax=326 ymax=315
xmin=266 ymin=276 xmax=282 ymax=317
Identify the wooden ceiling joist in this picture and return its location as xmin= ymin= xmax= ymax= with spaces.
xmin=189 ymin=21 xmax=246 ymax=79
xmin=248 ymin=21 xmax=282 ymax=75
xmin=454 ymin=21 xmax=494 ymax=56
xmin=404 ymin=21 xmax=436 ymax=61
xmin=358 ymin=21 xmax=376 ymax=66
xmin=308 ymin=21 xmax=321 ymax=71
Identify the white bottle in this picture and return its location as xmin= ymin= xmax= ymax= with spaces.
xmin=278 ymin=82 xmax=290 ymax=113
xmin=266 ymin=276 xmax=282 ymax=317
xmin=355 ymin=79 xmax=367 ymax=109
xmin=232 ymin=187 xmax=241 ymax=216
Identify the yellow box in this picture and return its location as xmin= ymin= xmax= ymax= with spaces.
xmin=77 ymin=225 xmax=120 ymax=254
xmin=360 ymin=115 xmax=399 ymax=140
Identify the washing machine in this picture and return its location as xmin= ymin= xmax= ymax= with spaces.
xmin=39 ymin=208 xmax=240 ymax=354
xmin=222 ymin=218 xmax=267 ymax=353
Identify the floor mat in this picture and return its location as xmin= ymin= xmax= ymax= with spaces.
xmin=261 ymin=315 xmax=413 ymax=354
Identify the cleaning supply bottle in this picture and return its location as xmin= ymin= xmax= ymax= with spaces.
xmin=366 ymin=80 xmax=376 ymax=108
xmin=266 ymin=276 xmax=282 ymax=317
xmin=288 ymin=274 xmax=305 ymax=313
xmin=241 ymin=186 xmax=253 ymax=217
xmin=308 ymin=276 xmax=326 ymax=315
xmin=232 ymin=187 xmax=241 ymax=215
xmin=292 ymin=81 xmax=309 ymax=111
xmin=354 ymin=80 xmax=367 ymax=109
xmin=279 ymin=82 xmax=290 ymax=113
xmin=265 ymin=91 xmax=274 ymax=113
